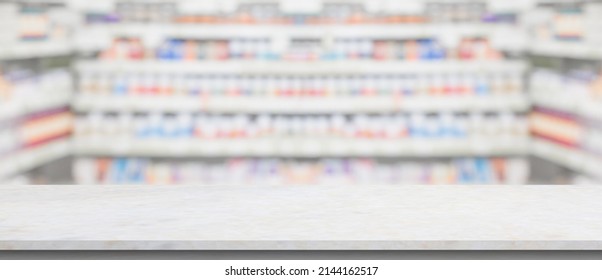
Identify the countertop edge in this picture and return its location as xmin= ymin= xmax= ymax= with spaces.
xmin=2 ymin=241 xmax=602 ymax=250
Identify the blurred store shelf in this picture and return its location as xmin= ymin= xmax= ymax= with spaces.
xmin=0 ymin=138 xmax=71 ymax=180
xmin=76 ymin=24 xmax=525 ymax=49
xmin=73 ymin=95 xmax=530 ymax=113
xmin=531 ymin=92 xmax=602 ymax=122
xmin=76 ymin=60 xmax=528 ymax=74
xmin=67 ymin=0 xmax=534 ymax=12
xmin=0 ymin=41 xmax=73 ymax=60
xmin=582 ymin=154 xmax=602 ymax=182
xmin=535 ymin=0 xmax=594 ymax=4
xmin=532 ymin=138 xmax=602 ymax=181
xmin=530 ymin=41 xmax=602 ymax=60
xmin=74 ymin=137 xmax=529 ymax=157
xmin=531 ymin=139 xmax=585 ymax=172
xmin=0 ymin=93 xmax=72 ymax=123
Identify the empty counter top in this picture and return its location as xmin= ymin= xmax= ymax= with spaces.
xmin=1 ymin=185 xmax=602 ymax=250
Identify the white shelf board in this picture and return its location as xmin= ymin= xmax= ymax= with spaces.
xmin=530 ymin=41 xmax=602 ymax=60
xmin=0 ymin=41 xmax=73 ymax=60
xmin=531 ymin=138 xmax=585 ymax=172
xmin=0 ymin=138 xmax=71 ymax=180
xmin=532 ymin=138 xmax=602 ymax=181
xmin=76 ymin=24 xmax=525 ymax=51
xmin=73 ymin=94 xmax=530 ymax=113
xmin=531 ymin=92 xmax=602 ymax=122
xmin=74 ymin=137 xmax=529 ymax=157
xmin=0 ymin=93 xmax=72 ymax=123
xmin=70 ymin=0 xmax=531 ymax=13
xmin=76 ymin=60 xmax=527 ymax=75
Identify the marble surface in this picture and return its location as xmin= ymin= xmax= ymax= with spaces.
xmin=1 ymin=185 xmax=602 ymax=250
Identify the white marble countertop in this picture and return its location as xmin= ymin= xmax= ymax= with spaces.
xmin=1 ymin=185 xmax=602 ymax=250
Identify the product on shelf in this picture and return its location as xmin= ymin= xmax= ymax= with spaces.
xmin=554 ymin=5 xmax=585 ymax=41
xmin=0 ymin=68 xmax=72 ymax=104
xmin=97 ymin=36 xmax=504 ymax=62
xmin=0 ymin=67 xmax=73 ymax=124
xmin=530 ymin=2 xmax=602 ymax=44
xmin=84 ymin=1 xmax=518 ymax=25
xmin=1 ymin=108 xmax=74 ymax=156
xmin=20 ymin=109 xmax=73 ymax=148
xmin=73 ymin=157 xmax=529 ymax=185
xmin=0 ymin=2 xmax=71 ymax=45
xmin=116 ymin=1 xmax=177 ymax=23
xmin=530 ymin=68 xmax=602 ymax=106
xmin=530 ymin=106 xmax=602 ymax=167
xmin=530 ymin=109 xmax=584 ymax=147
xmin=78 ymin=72 xmax=523 ymax=98
xmin=74 ymin=112 xmax=528 ymax=141
xmin=0 ymin=108 xmax=73 ymax=182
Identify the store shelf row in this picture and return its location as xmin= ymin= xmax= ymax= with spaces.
xmin=73 ymin=95 xmax=530 ymax=113
xmin=74 ymin=137 xmax=529 ymax=157
xmin=76 ymin=24 xmax=525 ymax=48
xmin=532 ymin=138 xmax=602 ymax=181
xmin=70 ymin=0 xmax=534 ymax=12
xmin=0 ymin=93 xmax=72 ymax=123
xmin=0 ymin=138 xmax=71 ymax=180
xmin=0 ymin=41 xmax=73 ymax=61
xmin=76 ymin=60 xmax=528 ymax=74
xmin=529 ymin=41 xmax=602 ymax=60
xmin=76 ymin=31 xmax=602 ymax=61
xmin=531 ymin=92 xmax=602 ymax=122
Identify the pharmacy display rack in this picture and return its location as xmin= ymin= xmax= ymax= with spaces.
xmin=4 ymin=0 xmax=602 ymax=185
xmin=527 ymin=0 xmax=602 ymax=184
xmin=0 ymin=0 xmax=74 ymax=184
xmin=69 ymin=0 xmax=535 ymax=185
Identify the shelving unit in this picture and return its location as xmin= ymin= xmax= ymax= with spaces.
xmin=526 ymin=0 xmax=602 ymax=184
xmin=531 ymin=92 xmax=602 ymax=122
xmin=75 ymin=60 xmax=527 ymax=75
xmin=530 ymin=41 xmax=602 ymax=60
xmin=73 ymin=95 xmax=530 ymax=114
xmin=0 ymin=0 xmax=75 ymax=184
xmin=532 ymin=138 xmax=602 ymax=181
xmin=3 ymin=0 xmax=601 ymax=186
xmin=76 ymin=24 xmax=527 ymax=52
xmin=65 ymin=0 xmax=535 ymax=185
xmin=0 ymin=41 xmax=73 ymax=60
xmin=74 ymin=137 xmax=529 ymax=157
xmin=0 ymin=92 xmax=71 ymax=123
xmin=0 ymin=138 xmax=71 ymax=182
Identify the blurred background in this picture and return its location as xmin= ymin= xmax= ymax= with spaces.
xmin=0 ymin=0 xmax=600 ymax=186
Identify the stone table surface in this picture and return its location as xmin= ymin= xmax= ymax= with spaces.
xmin=1 ymin=185 xmax=602 ymax=250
